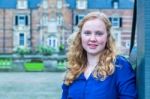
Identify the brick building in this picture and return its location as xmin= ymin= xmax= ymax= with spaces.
xmin=0 ymin=0 xmax=72 ymax=54
xmin=0 ymin=0 xmax=134 ymax=55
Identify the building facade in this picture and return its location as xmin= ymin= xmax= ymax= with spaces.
xmin=0 ymin=0 xmax=72 ymax=54
xmin=0 ymin=0 xmax=134 ymax=55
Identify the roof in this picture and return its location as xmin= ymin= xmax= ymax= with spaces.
xmin=0 ymin=0 xmax=42 ymax=9
xmin=28 ymin=0 xmax=42 ymax=9
xmin=65 ymin=0 xmax=134 ymax=9
xmin=0 ymin=0 xmax=134 ymax=9
xmin=0 ymin=0 xmax=16 ymax=9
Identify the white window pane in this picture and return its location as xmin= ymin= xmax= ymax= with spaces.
xmin=53 ymin=39 xmax=56 ymax=47
xmin=18 ymin=16 xmax=26 ymax=25
xmin=77 ymin=0 xmax=87 ymax=9
xmin=48 ymin=36 xmax=57 ymax=48
xmin=43 ymin=0 xmax=48 ymax=9
xmin=113 ymin=2 xmax=119 ymax=9
xmin=42 ymin=15 xmax=48 ymax=26
xmin=78 ymin=15 xmax=84 ymax=24
xmin=57 ymin=16 xmax=63 ymax=25
xmin=126 ymin=41 xmax=130 ymax=48
xmin=112 ymin=17 xmax=120 ymax=28
xmin=57 ymin=0 xmax=62 ymax=9
xmin=17 ymin=0 xmax=27 ymax=9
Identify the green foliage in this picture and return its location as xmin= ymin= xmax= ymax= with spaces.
xmin=57 ymin=60 xmax=66 ymax=70
xmin=0 ymin=58 xmax=13 ymax=70
xmin=59 ymin=44 xmax=65 ymax=51
xmin=15 ymin=47 xmax=31 ymax=56
xmin=36 ymin=45 xmax=54 ymax=55
xmin=59 ymin=44 xmax=65 ymax=55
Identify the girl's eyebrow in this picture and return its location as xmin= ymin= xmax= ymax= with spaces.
xmin=84 ymin=30 xmax=91 ymax=32
xmin=95 ymin=30 xmax=105 ymax=33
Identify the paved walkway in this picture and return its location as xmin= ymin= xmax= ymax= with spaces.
xmin=0 ymin=72 xmax=65 ymax=99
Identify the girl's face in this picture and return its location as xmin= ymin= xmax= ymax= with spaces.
xmin=81 ymin=18 xmax=108 ymax=56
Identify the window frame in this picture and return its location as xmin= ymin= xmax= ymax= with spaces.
xmin=17 ymin=0 xmax=28 ymax=9
xmin=47 ymin=36 xmax=57 ymax=48
xmin=75 ymin=14 xmax=84 ymax=25
xmin=110 ymin=15 xmax=122 ymax=28
xmin=57 ymin=0 xmax=63 ymax=9
xmin=76 ymin=0 xmax=87 ymax=9
xmin=15 ymin=15 xmax=28 ymax=26
xmin=19 ymin=33 xmax=25 ymax=46
xmin=113 ymin=1 xmax=119 ymax=9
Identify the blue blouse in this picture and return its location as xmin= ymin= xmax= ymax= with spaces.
xmin=61 ymin=56 xmax=137 ymax=99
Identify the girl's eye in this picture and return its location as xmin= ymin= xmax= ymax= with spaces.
xmin=84 ymin=31 xmax=91 ymax=35
xmin=95 ymin=31 xmax=103 ymax=35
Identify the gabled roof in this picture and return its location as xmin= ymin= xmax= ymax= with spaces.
xmin=0 ymin=0 xmax=42 ymax=9
xmin=65 ymin=0 xmax=134 ymax=9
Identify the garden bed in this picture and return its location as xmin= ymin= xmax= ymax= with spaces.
xmin=24 ymin=59 xmax=45 ymax=71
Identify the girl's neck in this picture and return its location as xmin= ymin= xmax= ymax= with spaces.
xmin=87 ymin=54 xmax=99 ymax=68
xmin=84 ymin=54 xmax=100 ymax=79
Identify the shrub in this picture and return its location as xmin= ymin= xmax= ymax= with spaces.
xmin=15 ymin=47 xmax=31 ymax=56
xmin=59 ymin=44 xmax=65 ymax=55
xmin=59 ymin=44 xmax=65 ymax=52
xmin=36 ymin=45 xmax=54 ymax=55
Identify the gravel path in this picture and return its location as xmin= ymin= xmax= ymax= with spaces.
xmin=0 ymin=72 xmax=65 ymax=99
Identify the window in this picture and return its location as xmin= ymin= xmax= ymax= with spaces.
xmin=112 ymin=17 xmax=120 ymax=27
xmin=19 ymin=33 xmax=25 ymax=46
xmin=60 ymin=30 xmax=65 ymax=44
xmin=57 ymin=0 xmax=62 ymax=9
xmin=109 ymin=16 xmax=122 ymax=28
xmin=43 ymin=0 xmax=48 ymax=9
xmin=17 ymin=0 xmax=28 ymax=9
xmin=57 ymin=15 xmax=63 ymax=25
xmin=125 ymin=41 xmax=130 ymax=48
xmin=15 ymin=15 xmax=28 ymax=26
xmin=113 ymin=2 xmax=119 ymax=9
xmin=112 ymin=0 xmax=119 ymax=9
xmin=19 ymin=16 xmax=25 ymax=25
xmin=48 ymin=36 xmax=57 ymax=48
xmin=41 ymin=15 xmax=48 ymax=26
xmin=75 ymin=14 xmax=84 ymax=25
xmin=76 ymin=0 xmax=87 ymax=9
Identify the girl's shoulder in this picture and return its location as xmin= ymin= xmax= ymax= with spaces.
xmin=114 ymin=55 xmax=135 ymax=79
xmin=114 ymin=55 xmax=135 ymax=75
xmin=114 ymin=55 xmax=132 ymax=69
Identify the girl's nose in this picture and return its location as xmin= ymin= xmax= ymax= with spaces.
xmin=90 ymin=34 xmax=97 ymax=41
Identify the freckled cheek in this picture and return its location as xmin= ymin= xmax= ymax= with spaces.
xmin=97 ymin=37 xmax=107 ymax=44
xmin=81 ymin=39 xmax=89 ymax=49
xmin=81 ymin=36 xmax=89 ymax=43
xmin=81 ymin=39 xmax=87 ymax=47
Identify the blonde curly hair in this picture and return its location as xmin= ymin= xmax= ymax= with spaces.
xmin=64 ymin=11 xmax=117 ymax=85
